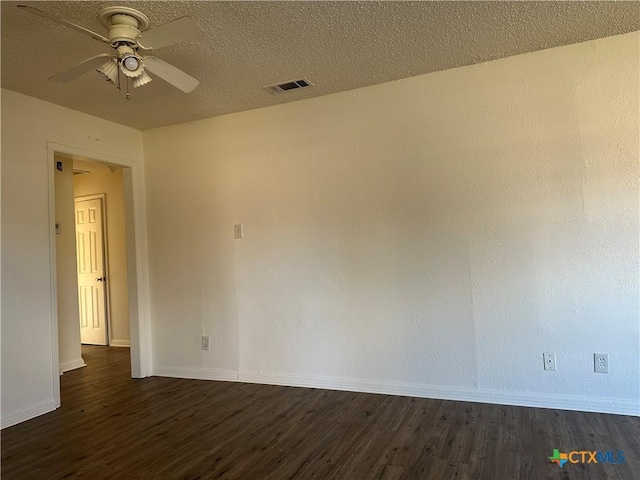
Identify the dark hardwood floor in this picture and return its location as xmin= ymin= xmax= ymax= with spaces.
xmin=2 ymin=346 xmax=638 ymax=479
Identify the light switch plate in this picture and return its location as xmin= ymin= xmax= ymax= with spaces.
xmin=234 ymin=224 xmax=243 ymax=239
xmin=543 ymin=352 xmax=557 ymax=371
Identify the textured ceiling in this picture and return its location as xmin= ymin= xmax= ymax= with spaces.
xmin=2 ymin=1 xmax=639 ymax=131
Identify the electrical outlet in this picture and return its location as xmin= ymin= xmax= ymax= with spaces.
xmin=543 ymin=352 xmax=557 ymax=371
xmin=201 ymin=336 xmax=210 ymax=351
xmin=234 ymin=224 xmax=243 ymax=239
xmin=594 ymin=353 xmax=609 ymax=373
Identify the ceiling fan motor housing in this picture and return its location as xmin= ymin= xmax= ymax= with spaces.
xmin=99 ymin=7 xmax=150 ymax=46
xmin=107 ymin=23 xmax=140 ymax=45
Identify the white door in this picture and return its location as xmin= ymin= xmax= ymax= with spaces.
xmin=75 ymin=197 xmax=108 ymax=345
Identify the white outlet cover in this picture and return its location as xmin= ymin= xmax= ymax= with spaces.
xmin=594 ymin=353 xmax=609 ymax=373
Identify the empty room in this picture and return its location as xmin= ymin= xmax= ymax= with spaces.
xmin=1 ymin=1 xmax=639 ymax=479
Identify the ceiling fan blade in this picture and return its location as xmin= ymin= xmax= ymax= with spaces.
xmin=17 ymin=5 xmax=111 ymax=45
xmin=143 ymin=57 xmax=200 ymax=93
xmin=136 ymin=17 xmax=203 ymax=50
xmin=50 ymin=54 xmax=114 ymax=83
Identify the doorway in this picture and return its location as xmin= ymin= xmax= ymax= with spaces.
xmin=55 ymin=156 xmax=131 ymax=361
xmin=74 ymin=162 xmax=132 ymax=349
xmin=48 ymin=142 xmax=151 ymax=408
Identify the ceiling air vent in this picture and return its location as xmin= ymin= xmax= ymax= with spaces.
xmin=264 ymin=78 xmax=312 ymax=94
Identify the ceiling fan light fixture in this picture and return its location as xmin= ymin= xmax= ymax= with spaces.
xmin=133 ymin=70 xmax=152 ymax=88
xmin=96 ymin=58 xmax=118 ymax=84
xmin=123 ymin=55 xmax=139 ymax=71
xmin=120 ymin=54 xmax=143 ymax=77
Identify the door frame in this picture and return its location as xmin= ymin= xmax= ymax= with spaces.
xmin=47 ymin=142 xmax=151 ymax=408
xmin=75 ymin=194 xmax=111 ymax=346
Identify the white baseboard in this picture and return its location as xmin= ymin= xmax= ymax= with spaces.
xmin=1 ymin=397 xmax=57 ymax=429
xmin=202 ymin=367 xmax=241 ymax=381
xmin=151 ymin=366 xmax=639 ymax=417
xmin=152 ymin=365 xmax=239 ymax=382
xmin=110 ymin=339 xmax=130 ymax=347
xmin=59 ymin=358 xmax=86 ymax=374
xmin=242 ymin=371 xmax=640 ymax=416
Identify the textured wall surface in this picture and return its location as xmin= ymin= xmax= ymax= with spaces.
xmin=143 ymin=32 xmax=639 ymax=414
xmin=74 ymin=169 xmax=131 ymax=346
xmin=0 ymin=89 xmax=143 ymax=426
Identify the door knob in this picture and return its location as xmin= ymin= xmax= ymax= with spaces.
xmin=97 ymin=276 xmax=106 ymax=282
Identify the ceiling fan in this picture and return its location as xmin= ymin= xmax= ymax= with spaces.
xmin=17 ymin=4 xmax=203 ymax=95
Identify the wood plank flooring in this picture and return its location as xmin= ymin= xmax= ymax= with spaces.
xmin=2 ymin=346 xmax=638 ymax=479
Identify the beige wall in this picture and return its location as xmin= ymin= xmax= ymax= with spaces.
xmin=143 ymin=32 xmax=639 ymax=414
xmin=74 ymin=169 xmax=130 ymax=346
xmin=54 ymin=155 xmax=84 ymax=372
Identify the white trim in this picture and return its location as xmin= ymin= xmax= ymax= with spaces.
xmin=47 ymin=148 xmax=61 ymax=408
xmin=240 ymin=371 xmax=640 ymax=416
xmin=47 ymin=142 xmax=152 ymax=414
xmin=110 ymin=339 xmax=131 ymax=347
xmin=150 ymin=367 xmax=639 ymax=417
xmin=152 ymin=365 xmax=239 ymax=382
xmin=126 ymin=163 xmax=152 ymax=377
xmin=1 ymin=398 xmax=57 ymax=429
xmin=59 ymin=358 xmax=87 ymax=374
xmin=203 ymin=367 xmax=241 ymax=382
